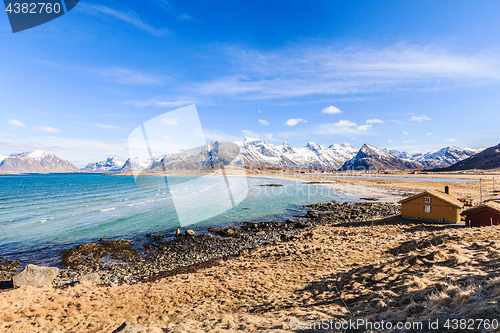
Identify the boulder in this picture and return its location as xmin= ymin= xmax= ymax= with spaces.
xmin=79 ymin=273 xmax=100 ymax=285
xmin=113 ymin=321 xmax=146 ymax=333
xmin=185 ymin=230 xmax=195 ymax=236
xmin=175 ymin=229 xmax=182 ymax=237
xmin=13 ymin=264 xmax=59 ymax=288
xmin=99 ymin=238 xmax=108 ymax=243
xmin=307 ymin=210 xmax=319 ymax=218
xmin=286 ymin=219 xmax=294 ymax=223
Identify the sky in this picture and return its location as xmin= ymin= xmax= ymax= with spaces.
xmin=1 ymin=0 xmax=500 ymax=167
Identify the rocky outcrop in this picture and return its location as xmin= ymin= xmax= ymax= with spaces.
xmin=12 ymin=264 xmax=59 ymax=288
xmin=79 ymin=273 xmax=100 ymax=285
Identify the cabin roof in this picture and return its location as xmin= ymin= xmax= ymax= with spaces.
xmin=461 ymin=201 xmax=500 ymax=216
xmin=398 ymin=190 xmax=464 ymax=208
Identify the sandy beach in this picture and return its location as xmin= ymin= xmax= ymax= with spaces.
xmin=1 ymin=173 xmax=500 ymax=332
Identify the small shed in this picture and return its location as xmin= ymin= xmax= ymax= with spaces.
xmin=461 ymin=202 xmax=500 ymax=227
xmin=398 ymin=189 xmax=464 ymax=223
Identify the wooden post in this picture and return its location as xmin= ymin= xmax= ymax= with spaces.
xmin=480 ymin=178 xmax=483 ymax=203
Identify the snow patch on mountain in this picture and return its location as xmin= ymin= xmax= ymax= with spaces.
xmin=81 ymin=157 xmax=125 ymax=173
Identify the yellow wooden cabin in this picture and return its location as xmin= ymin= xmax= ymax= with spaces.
xmin=398 ymin=189 xmax=464 ymax=223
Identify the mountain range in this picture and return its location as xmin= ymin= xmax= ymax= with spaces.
xmin=1 ymin=139 xmax=496 ymax=174
xmin=0 ymin=151 xmax=80 ymax=173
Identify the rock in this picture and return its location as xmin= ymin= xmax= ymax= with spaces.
xmin=113 ymin=321 xmax=146 ymax=333
xmin=295 ymin=221 xmax=309 ymax=229
xmin=99 ymin=238 xmax=108 ymax=242
xmin=307 ymin=210 xmax=319 ymax=218
xmin=286 ymin=219 xmax=294 ymax=223
xmin=280 ymin=234 xmax=290 ymax=242
xmin=13 ymin=264 xmax=59 ymax=288
xmin=176 ymin=228 xmax=182 ymax=237
xmin=79 ymin=273 xmax=100 ymax=285
xmin=185 ymin=230 xmax=195 ymax=236
xmin=145 ymin=234 xmax=154 ymax=238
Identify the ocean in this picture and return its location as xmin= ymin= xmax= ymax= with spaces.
xmin=0 ymin=174 xmax=360 ymax=265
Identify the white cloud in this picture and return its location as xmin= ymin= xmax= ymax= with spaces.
xmin=445 ymin=138 xmax=457 ymax=142
xmin=8 ymin=119 xmax=26 ymax=127
xmin=240 ymin=130 xmax=275 ymax=142
xmin=356 ymin=124 xmax=373 ymax=131
xmin=426 ymin=132 xmax=433 ymax=135
xmin=94 ymin=68 xmax=163 ymax=85
xmin=164 ymin=135 xmax=172 ymax=140
xmin=388 ymin=139 xmax=393 ymax=143
xmin=79 ymin=4 xmax=169 ymax=36
xmin=321 ymin=106 xmax=342 ymax=114
xmin=33 ymin=126 xmax=60 ymax=133
xmin=258 ymin=110 xmax=261 ymax=113
xmin=203 ymin=129 xmax=241 ymax=142
xmin=161 ymin=118 xmax=180 ymax=125
xmin=314 ymin=120 xmax=374 ymax=136
xmin=366 ymin=119 xmax=384 ymax=124
xmin=193 ymin=43 xmax=500 ymax=100
xmin=403 ymin=131 xmax=410 ymax=135
xmin=335 ymin=120 xmax=356 ymax=127
xmin=123 ymin=99 xmax=194 ymax=107
xmin=404 ymin=140 xmax=417 ymax=143
xmin=151 ymin=0 xmax=191 ymax=20
xmin=277 ymin=131 xmax=295 ymax=139
xmin=259 ymin=119 xmax=270 ymax=126
xmin=83 ymin=123 xmax=124 ymax=130
xmin=410 ymin=115 xmax=431 ymax=123
xmin=284 ymin=118 xmax=307 ymax=126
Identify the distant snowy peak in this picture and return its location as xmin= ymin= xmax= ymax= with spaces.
xmin=117 ymin=157 xmax=152 ymax=173
xmin=0 ymin=150 xmax=79 ymax=173
xmin=341 ymin=144 xmax=421 ymax=171
xmin=81 ymin=157 xmax=125 ymax=173
xmin=384 ymin=149 xmax=419 ymax=160
xmin=415 ymin=146 xmax=483 ymax=168
xmin=383 ymin=146 xmax=483 ymax=168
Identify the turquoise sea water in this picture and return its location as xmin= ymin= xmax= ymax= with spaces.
xmin=0 ymin=174 xmax=359 ymax=264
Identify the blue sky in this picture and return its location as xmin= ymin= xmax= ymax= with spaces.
xmin=1 ymin=0 xmax=500 ymax=166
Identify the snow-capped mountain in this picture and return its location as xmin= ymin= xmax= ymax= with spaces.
xmin=443 ymin=143 xmax=500 ymax=171
xmin=0 ymin=150 xmax=80 ymax=173
xmin=383 ymin=149 xmax=421 ymax=160
xmin=76 ymin=139 xmax=485 ymax=174
xmin=143 ymin=138 xmax=357 ymax=172
xmin=383 ymin=146 xmax=482 ymax=169
xmin=116 ymin=157 xmax=152 ymax=173
xmin=81 ymin=157 xmax=125 ymax=173
xmin=340 ymin=144 xmax=421 ymax=171
xmin=232 ymin=138 xmax=357 ymax=170
xmin=413 ymin=146 xmax=483 ymax=168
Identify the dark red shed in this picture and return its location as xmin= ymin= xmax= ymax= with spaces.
xmin=461 ymin=201 xmax=500 ymax=227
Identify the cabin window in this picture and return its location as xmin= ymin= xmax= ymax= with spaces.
xmin=424 ymin=197 xmax=431 ymax=203
xmin=424 ymin=205 xmax=431 ymax=213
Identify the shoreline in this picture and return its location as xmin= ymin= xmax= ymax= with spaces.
xmin=1 ymin=201 xmax=400 ymax=291
xmin=2 ymin=175 xmax=499 ymax=332
xmin=3 ymin=211 xmax=497 ymax=332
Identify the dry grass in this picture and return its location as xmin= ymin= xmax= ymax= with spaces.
xmin=1 ymin=220 xmax=500 ymax=332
